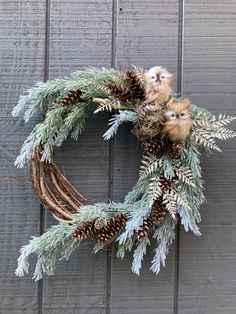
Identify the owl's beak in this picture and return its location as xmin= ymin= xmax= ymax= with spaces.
xmin=156 ymin=75 xmax=160 ymax=82
xmin=176 ymin=114 xmax=180 ymax=119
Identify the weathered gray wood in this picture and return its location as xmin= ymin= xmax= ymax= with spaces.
xmin=178 ymin=1 xmax=236 ymax=313
xmin=110 ymin=1 xmax=179 ymax=313
xmin=1 ymin=0 xmax=236 ymax=313
xmin=117 ymin=0 xmax=179 ymax=83
xmin=0 ymin=1 xmax=46 ymax=313
xmin=42 ymin=1 xmax=113 ymax=313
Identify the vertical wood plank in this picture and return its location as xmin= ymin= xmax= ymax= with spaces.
xmin=179 ymin=1 xmax=236 ymax=313
xmin=42 ymin=1 xmax=113 ymax=313
xmin=0 ymin=1 xmax=46 ymax=313
xmin=110 ymin=1 xmax=180 ymax=313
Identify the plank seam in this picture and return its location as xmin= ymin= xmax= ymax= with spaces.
xmin=38 ymin=1 xmax=51 ymax=314
xmin=106 ymin=1 xmax=118 ymax=314
xmin=174 ymin=0 xmax=184 ymax=313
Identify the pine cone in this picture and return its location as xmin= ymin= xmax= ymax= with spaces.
xmin=137 ymin=219 xmax=152 ymax=240
xmin=97 ymin=213 xmax=127 ymax=243
xmin=150 ymin=199 xmax=168 ymax=225
xmin=159 ymin=175 xmax=176 ymax=191
xmin=60 ymin=90 xmax=82 ymax=106
xmin=107 ymin=82 xmax=132 ymax=101
xmin=72 ymin=220 xmax=96 ymax=240
xmin=137 ymin=200 xmax=168 ymax=240
xmin=165 ymin=142 xmax=180 ymax=159
xmin=144 ymin=138 xmax=163 ymax=154
xmin=126 ymin=70 xmax=146 ymax=100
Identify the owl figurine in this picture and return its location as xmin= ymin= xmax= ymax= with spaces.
xmin=144 ymin=66 xmax=173 ymax=110
xmin=162 ymin=98 xmax=192 ymax=143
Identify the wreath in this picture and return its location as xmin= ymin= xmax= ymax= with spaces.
xmin=12 ymin=66 xmax=236 ymax=280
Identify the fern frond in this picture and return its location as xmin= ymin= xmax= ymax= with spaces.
xmin=139 ymin=154 xmax=162 ymax=179
xmin=191 ymin=130 xmax=221 ymax=152
xmin=132 ymin=65 xmax=146 ymax=86
xmin=163 ymin=188 xmax=192 ymax=214
xmin=173 ymin=163 xmax=196 ymax=187
xmin=94 ymin=103 xmax=114 ymax=113
xmin=215 ymin=114 xmax=236 ymax=126
xmin=147 ymin=177 xmax=162 ymax=207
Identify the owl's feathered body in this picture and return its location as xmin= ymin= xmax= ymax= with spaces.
xmin=145 ymin=66 xmax=173 ymax=110
xmin=163 ymin=98 xmax=192 ymax=143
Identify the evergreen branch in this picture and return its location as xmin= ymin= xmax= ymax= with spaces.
xmin=103 ymin=110 xmax=137 ymax=140
xmin=177 ymin=205 xmax=201 ymax=236
xmin=124 ymin=178 xmax=150 ymax=204
xmin=116 ymin=236 xmax=136 ymax=259
xmin=12 ymin=79 xmax=82 ymax=122
xmin=150 ymin=217 xmax=176 ymax=274
xmin=15 ymin=223 xmax=78 ymax=280
xmin=118 ymin=198 xmax=150 ymax=245
xmin=131 ymin=238 xmax=150 ymax=275
xmin=162 ymin=156 xmax=175 ymax=180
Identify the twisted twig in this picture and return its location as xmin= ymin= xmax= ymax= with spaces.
xmin=29 ymin=145 xmax=87 ymax=223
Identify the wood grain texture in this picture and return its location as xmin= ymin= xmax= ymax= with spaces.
xmin=117 ymin=0 xmax=179 ymax=84
xmin=110 ymin=1 xmax=179 ymax=313
xmin=0 ymin=1 xmax=46 ymax=313
xmin=179 ymin=1 xmax=236 ymax=313
xmin=42 ymin=1 xmax=113 ymax=313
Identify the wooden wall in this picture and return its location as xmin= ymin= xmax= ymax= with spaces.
xmin=0 ymin=0 xmax=235 ymax=313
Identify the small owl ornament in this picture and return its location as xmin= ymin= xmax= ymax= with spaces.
xmin=144 ymin=66 xmax=173 ymax=111
xmin=162 ymin=98 xmax=192 ymax=143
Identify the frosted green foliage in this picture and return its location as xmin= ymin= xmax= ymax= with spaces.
xmin=131 ymin=238 xmax=150 ymax=275
xmin=13 ymin=67 xmax=236 ymax=279
xmin=15 ymin=223 xmax=79 ymax=280
xmin=12 ymin=79 xmax=77 ymax=122
xmin=124 ymin=178 xmax=149 ymax=204
xmin=162 ymin=156 xmax=175 ymax=180
xmin=15 ymin=106 xmax=68 ymax=167
xmin=103 ymin=110 xmax=138 ymax=140
xmin=15 ymin=202 xmax=129 ymax=280
xmin=118 ymin=198 xmax=150 ymax=245
xmin=178 ymin=205 xmax=201 ymax=236
xmin=116 ymin=236 xmax=136 ymax=259
xmin=14 ymin=104 xmax=89 ymax=167
xmin=12 ymin=66 xmax=143 ymax=167
xmin=12 ymin=67 xmax=128 ymax=124
xmin=150 ymin=217 xmax=176 ymax=274
xmin=71 ymin=66 xmax=126 ymax=84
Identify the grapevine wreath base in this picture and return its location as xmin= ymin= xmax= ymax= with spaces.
xmin=12 ymin=66 xmax=235 ymax=280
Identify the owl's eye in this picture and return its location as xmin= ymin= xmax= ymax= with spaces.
xmin=180 ymin=113 xmax=185 ymax=117
xmin=171 ymin=113 xmax=175 ymax=117
xmin=151 ymin=76 xmax=155 ymax=79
